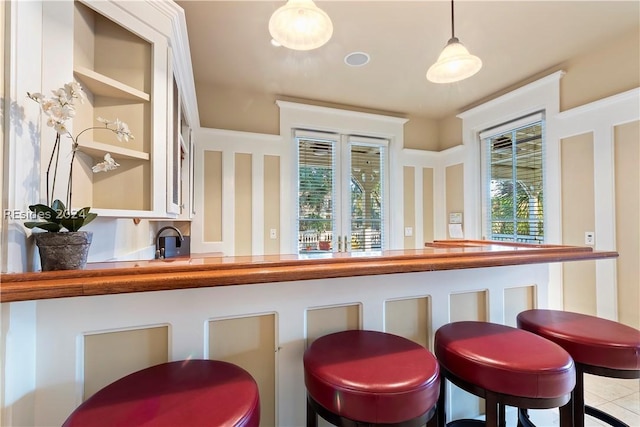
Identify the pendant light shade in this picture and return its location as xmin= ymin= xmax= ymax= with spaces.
xmin=427 ymin=0 xmax=482 ymax=83
xmin=269 ymin=0 xmax=333 ymax=51
xmin=426 ymin=37 xmax=482 ymax=83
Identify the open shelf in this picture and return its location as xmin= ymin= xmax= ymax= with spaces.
xmin=77 ymin=140 xmax=150 ymax=161
xmin=74 ymin=66 xmax=150 ymax=102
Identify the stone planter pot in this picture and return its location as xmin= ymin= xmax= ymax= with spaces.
xmin=34 ymin=231 xmax=93 ymax=271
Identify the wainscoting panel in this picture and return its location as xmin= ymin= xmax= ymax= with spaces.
xmin=306 ymin=304 xmax=361 ymax=347
xmin=385 ymin=296 xmax=431 ymax=349
xmin=209 ymin=313 xmax=276 ymax=427
xmin=83 ymin=326 xmax=168 ymax=400
xmin=504 ymin=286 xmax=536 ymax=327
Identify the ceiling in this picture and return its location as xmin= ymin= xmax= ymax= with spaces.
xmin=177 ymin=1 xmax=639 ymax=121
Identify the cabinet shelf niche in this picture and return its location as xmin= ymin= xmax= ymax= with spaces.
xmin=74 ymin=66 xmax=150 ymax=102
xmin=77 ymin=140 xmax=150 ymax=161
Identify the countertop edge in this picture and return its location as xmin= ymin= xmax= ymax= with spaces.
xmin=0 ymin=241 xmax=618 ymax=303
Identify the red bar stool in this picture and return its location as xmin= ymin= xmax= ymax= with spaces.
xmin=517 ymin=309 xmax=640 ymax=427
xmin=63 ymin=359 xmax=260 ymax=427
xmin=303 ymin=329 xmax=440 ymax=426
xmin=434 ymin=321 xmax=576 ymax=427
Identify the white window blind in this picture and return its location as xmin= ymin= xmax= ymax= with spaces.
xmin=481 ymin=115 xmax=545 ymax=243
xmin=297 ymin=132 xmax=337 ymax=253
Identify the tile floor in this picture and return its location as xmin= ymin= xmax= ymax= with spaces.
xmin=527 ymin=374 xmax=640 ymax=427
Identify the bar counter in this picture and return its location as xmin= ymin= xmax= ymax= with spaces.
xmin=1 ymin=240 xmax=620 ymax=426
xmin=0 ymin=240 xmax=618 ymax=303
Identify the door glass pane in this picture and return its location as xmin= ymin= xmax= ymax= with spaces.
xmin=298 ymin=138 xmax=336 ymax=253
xmin=350 ymin=143 xmax=383 ymax=252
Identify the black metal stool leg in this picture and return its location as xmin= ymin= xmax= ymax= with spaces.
xmin=573 ymin=365 xmax=586 ymax=427
xmin=559 ymin=401 xmax=573 ymax=427
xmin=437 ymin=375 xmax=446 ymax=427
xmin=485 ymin=393 xmax=498 ymax=427
xmin=307 ymin=395 xmax=318 ymax=427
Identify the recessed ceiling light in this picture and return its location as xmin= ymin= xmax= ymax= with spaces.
xmin=344 ymin=52 xmax=370 ymax=67
xmin=271 ymin=38 xmax=282 ymax=47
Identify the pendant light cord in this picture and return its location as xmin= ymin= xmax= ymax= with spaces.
xmin=451 ymin=0 xmax=455 ymax=39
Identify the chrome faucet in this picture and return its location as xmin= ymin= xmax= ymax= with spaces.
xmin=155 ymin=226 xmax=184 ymax=259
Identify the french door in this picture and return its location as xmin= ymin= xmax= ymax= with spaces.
xmin=296 ymin=130 xmax=388 ymax=254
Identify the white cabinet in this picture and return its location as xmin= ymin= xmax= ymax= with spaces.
xmin=167 ymin=73 xmax=195 ymax=219
xmin=71 ymin=0 xmax=175 ymax=218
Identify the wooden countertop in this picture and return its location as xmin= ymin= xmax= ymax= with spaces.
xmin=0 ymin=240 xmax=618 ymax=303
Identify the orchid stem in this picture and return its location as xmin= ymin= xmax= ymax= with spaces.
xmin=67 ymin=149 xmax=76 ymax=212
xmin=45 ymin=133 xmax=61 ymax=207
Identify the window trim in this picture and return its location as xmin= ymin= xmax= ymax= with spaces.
xmin=457 ymin=70 xmax=563 ymax=241
xmin=479 ymin=114 xmax=545 ymax=243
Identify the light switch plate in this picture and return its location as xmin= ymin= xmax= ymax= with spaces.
xmin=585 ymin=231 xmax=595 ymax=246
xmin=449 ymin=212 xmax=463 ymax=224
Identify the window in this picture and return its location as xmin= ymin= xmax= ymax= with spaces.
xmin=296 ymin=130 xmax=387 ymax=254
xmin=481 ymin=114 xmax=544 ymax=243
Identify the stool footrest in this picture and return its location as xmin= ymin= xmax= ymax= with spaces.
xmin=447 ymin=420 xmax=486 ymax=427
xmin=518 ymin=408 xmax=536 ymax=427
xmin=585 ymin=405 xmax=630 ymax=427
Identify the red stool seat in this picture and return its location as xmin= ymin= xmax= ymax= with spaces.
xmin=517 ymin=309 xmax=640 ymax=371
xmin=517 ymin=309 xmax=640 ymax=427
xmin=435 ymin=321 xmax=575 ymax=399
xmin=435 ymin=321 xmax=575 ymax=427
xmin=63 ymin=359 xmax=260 ymax=427
xmin=303 ymin=329 xmax=440 ymax=425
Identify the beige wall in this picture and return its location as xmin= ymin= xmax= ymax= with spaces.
xmin=561 ymin=133 xmax=596 ymax=315
xmin=438 ymin=115 xmax=463 ymax=151
xmin=203 ymin=150 xmax=222 ymax=242
xmin=560 ymin=27 xmax=640 ymax=112
xmin=196 ymin=83 xmax=441 ymax=150
xmin=445 ymin=164 xmax=464 ymax=238
xmin=403 ymin=166 xmax=415 ymax=248
xmin=404 ymin=115 xmax=439 ymax=150
xmin=235 ymin=153 xmax=252 ymax=255
xmin=197 ymin=83 xmax=280 ymax=135
xmin=614 ymin=121 xmax=640 ymax=329
xmin=264 ymin=155 xmax=280 ymax=255
xmin=422 ymin=168 xmax=434 ymax=243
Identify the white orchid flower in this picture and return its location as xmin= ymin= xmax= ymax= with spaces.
xmin=114 ymin=119 xmax=133 ymax=142
xmin=92 ymin=153 xmax=120 ymax=173
xmin=27 ymin=81 xmax=134 ymax=212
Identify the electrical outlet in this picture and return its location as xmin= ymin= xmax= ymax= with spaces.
xmin=270 ymin=228 xmax=277 ymax=239
xmin=404 ymin=227 xmax=413 ymax=237
xmin=585 ymin=231 xmax=595 ymax=246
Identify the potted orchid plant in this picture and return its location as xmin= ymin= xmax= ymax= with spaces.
xmin=25 ymin=81 xmax=134 ymax=270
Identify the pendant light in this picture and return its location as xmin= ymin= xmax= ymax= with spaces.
xmin=269 ymin=0 xmax=333 ymax=51
xmin=427 ymin=0 xmax=482 ymax=84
